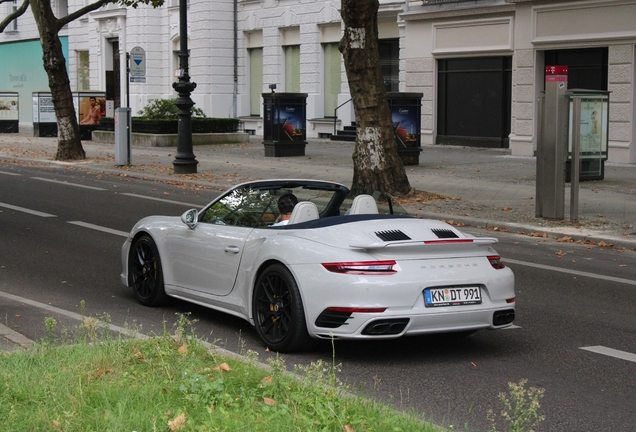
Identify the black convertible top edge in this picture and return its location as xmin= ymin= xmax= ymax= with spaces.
xmin=277 ymin=213 xmax=413 ymax=229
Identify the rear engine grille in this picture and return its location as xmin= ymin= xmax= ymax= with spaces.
xmin=375 ymin=230 xmax=411 ymax=242
xmin=431 ymin=228 xmax=459 ymax=239
xmin=362 ymin=319 xmax=410 ymax=335
xmin=315 ymin=309 xmax=352 ymax=328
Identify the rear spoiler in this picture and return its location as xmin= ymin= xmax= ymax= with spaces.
xmin=349 ymin=237 xmax=499 ymax=250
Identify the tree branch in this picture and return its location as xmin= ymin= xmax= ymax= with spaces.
xmin=56 ymin=0 xmax=115 ymax=30
xmin=0 ymin=0 xmax=29 ymax=33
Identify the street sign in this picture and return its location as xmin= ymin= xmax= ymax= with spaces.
xmin=130 ymin=46 xmax=146 ymax=78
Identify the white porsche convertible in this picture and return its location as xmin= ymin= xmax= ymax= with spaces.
xmin=121 ymin=179 xmax=515 ymax=352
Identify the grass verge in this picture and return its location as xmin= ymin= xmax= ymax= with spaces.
xmin=0 ymin=317 xmax=437 ymax=431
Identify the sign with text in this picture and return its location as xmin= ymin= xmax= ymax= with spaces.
xmin=130 ymin=46 xmax=146 ymax=78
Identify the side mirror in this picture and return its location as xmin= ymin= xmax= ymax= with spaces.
xmin=181 ymin=209 xmax=198 ymax=229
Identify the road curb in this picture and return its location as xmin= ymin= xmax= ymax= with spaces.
xmin=0 ymin=323 xmax=36 ymax=351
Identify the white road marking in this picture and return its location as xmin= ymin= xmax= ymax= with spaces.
xmin=67 ymin=221 xmax=129 ymax=237
xmin=32 ymin=177 xmax=107 ymax=191
xmin=121 ymin=192 xmax=201 ymax=207
xmin=0 ymin=170 xmax=21 ymax=176
xmin=0 ymin=202 xmax=57 ymax=217
xmin=580 ymin=346 xmax=636 ymax=364
xmin=504 ymin=258 xmax=636 ymax=287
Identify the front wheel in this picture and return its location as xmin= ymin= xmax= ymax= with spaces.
xmin=130 ymin=235 xmax=167 ymax=306
xmin=252 ymin=264 xmax=315 ymax=352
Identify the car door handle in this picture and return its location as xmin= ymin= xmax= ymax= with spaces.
xmin=224 ymin=246 xmax=241 ymax=254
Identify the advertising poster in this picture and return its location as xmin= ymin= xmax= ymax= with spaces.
xmin=391 ymin=100 xmax=420 ymax=149
xmin=569 ymin=97 xmax=608 ymax=157
xmin=79 ymin=95 xmax=106 ymax=125
xmin=0 ymin=94 xmax=19 ymax=120
xmin=33 ymin=94 xmax=57 ymax=123
xmin=274 ymin=98 xmax=305 ymax=142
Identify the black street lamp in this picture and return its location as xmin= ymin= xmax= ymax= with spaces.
xmin=172 ymin=0 xmax=198 ymax=174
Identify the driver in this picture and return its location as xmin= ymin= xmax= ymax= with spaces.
xmin=272 ymin=193 xmax=298 ymax=226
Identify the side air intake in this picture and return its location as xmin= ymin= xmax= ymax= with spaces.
xmin=375 ymin=230 xmax=411 ymax=242
xmin=431 ymin=228 xmax=459 ymax=239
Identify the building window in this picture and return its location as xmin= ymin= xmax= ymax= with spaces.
xmin=249 ymin=48 xmax=263 ymax=116
xmin=9 ymin=0 xmax=18 ymax=31
xmin=378 ymin=39 xmax=399 ymax=92
xmin=323 ymin=43 xmax=341 ymax=117
xmin=284 ymin=45 xmax=300 ymax=93
xmin=437 ymin=56 xmax=512 ymax=148
xmin=55 ymin=0 xmax=68 ymax=18
xmin=173 ymin=49 xmax=190 ymax=82
xmin=77 ymin=51 xmax=90 ymax=91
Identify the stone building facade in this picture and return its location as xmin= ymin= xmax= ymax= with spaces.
xmin=1 ymin=0 xmax=635 ymax=163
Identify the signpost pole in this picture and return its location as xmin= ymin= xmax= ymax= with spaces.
xmin=570 ymin=97 xmax=581 ymax=223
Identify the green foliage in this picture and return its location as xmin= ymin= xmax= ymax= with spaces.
xmin=488 ymin=379 xmax=546 ymax=432
xmin=118 ymin=0 xmax=166 ymax=8
xmin=136 ymin=98 xmax=207 ymax=119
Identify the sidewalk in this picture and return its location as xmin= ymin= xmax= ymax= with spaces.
xmin=1 ymin=128 xmax=634 ymax=244
xmin=1 ymin=129 xmax=635 ymax=353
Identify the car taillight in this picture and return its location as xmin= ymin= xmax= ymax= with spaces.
xmin=488 ymin=255 xmax=505 ymax=269
xmin=322 ymin=261 xmax=397 ymax=275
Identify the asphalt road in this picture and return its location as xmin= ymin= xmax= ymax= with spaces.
xmin=1 ymin=162 xmax=635 ymax=431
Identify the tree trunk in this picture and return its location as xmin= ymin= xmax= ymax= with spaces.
xmin=340 ymin=0 xmax=411 ymax=196
xmin=30 ymin=0 xmax=85 ymax=160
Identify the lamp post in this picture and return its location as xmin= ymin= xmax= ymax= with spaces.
xmin=172 ymin=0 xmax=198 ymax=174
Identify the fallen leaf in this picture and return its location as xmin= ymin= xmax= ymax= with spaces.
xmin=344 ymin=425 xmax=356 ymax=432
xmin=619 ymin=264 xmax=627 ymax=267
xmin=213 ymin=363 xmax=232 ymax=372
xmin=556 ymin=251 xmax=567 ymax=259
xmin=263 ymin=397 xmax=276 ymax=406
xmin=261 ymin=375 xmax=273 ymax=383
xmin=556 ymin=236 xmax=574 ymax=243
xmin=598 ymin=241 xmax=614 ymax=248
xmin=168 ymin=413 xmax=186 ymax=431
xmin=178 ymin=343 xmax=188 ymax=355
xmin=529 ymin=232 xmax=548 ymax=238
xmin=134 ymin=347 xmax=144 ymax=361
xmin=502 ymin=207 xmax=512 ymax=212
xmin=471 ymin=362 xmax=477 ymax=368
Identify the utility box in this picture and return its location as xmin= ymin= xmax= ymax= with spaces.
xmin=0 ymin=92 xmax=19 ymax=133
xmin=566 ymin=90 xmax=610 ymax=182
xmin=115 ymin=107 xmax=131 ymax=166
xmin=262 ymin=92 xmax=307 ymax=157
xmin=536 ymin=66 xmax=569 ymax=220
xmin=387 ymin=92 xmax=423 ymax=166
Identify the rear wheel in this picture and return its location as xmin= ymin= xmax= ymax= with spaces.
xmin=130 ymin=235 xmax=167 ymax=306
xmin=253 ymin=264 xmax=314 ymax=352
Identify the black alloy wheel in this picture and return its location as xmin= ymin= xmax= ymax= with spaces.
xmin=130 ymin=235 xmax=167 ymax=306
xmin=253 ymin=264 xmax=314 ymax=352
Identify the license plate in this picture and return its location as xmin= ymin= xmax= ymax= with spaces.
xmin=425 ymin=287 xmax=482 ymax=307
